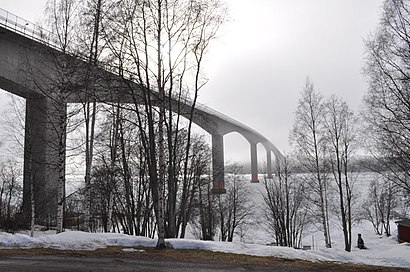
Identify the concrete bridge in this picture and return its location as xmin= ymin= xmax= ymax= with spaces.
xmin=0 ymin=9 xmax=282 ymax=225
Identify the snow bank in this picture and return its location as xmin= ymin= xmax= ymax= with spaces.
xmin=0 ymin=231 xmax=156 ymax=250
xmin=0 ymin=230 xmax=409 ymax=268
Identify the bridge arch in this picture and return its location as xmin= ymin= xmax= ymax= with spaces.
xmin=221 ymin=131 xmax=273 ymax=183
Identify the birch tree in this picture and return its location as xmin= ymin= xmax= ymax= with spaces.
xmin=290 ymin=79 xmax=332 ymax=248
xmin=324 ymin=96 xmax=358 ymax=252
xmin=44 ymin=0 xmax=80 ymax=233
xmin=103 ymin=0 xmax=225 ymax=247
xmin=77 ymin=0 xmax=105 ymax=232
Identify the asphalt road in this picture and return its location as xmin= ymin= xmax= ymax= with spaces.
xmin=0 ymin=250 xmax=408 ymax=272
xmin=0 ymin=255 xmax=303 ymax=272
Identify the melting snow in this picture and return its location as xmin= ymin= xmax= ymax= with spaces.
xmin=0 ymin=226 xmax=409 ymax=268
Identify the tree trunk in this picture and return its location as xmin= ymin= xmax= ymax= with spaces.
xmin=56 ymin=103 xmax=67 ymax=234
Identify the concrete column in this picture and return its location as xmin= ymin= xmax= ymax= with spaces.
xmin=23 ymin=95 xmax=60 ymax=227
xmin=266 ymin=150 xmax=273 ymax=179
xmin=250 ymin=142 xmax=259 ymax=183
xmin=211 ymin=133 xmax=226 ymax=194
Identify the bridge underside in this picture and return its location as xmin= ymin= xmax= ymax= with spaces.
xmin=0 ymin=24 xmax=280 ymax=227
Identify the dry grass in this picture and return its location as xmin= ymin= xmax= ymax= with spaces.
xmin=0 ymin=247 xmax=408 ymax=272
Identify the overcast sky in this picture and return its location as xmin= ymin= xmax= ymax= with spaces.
xmin=0 ymin=0 xmax=384 ymax=164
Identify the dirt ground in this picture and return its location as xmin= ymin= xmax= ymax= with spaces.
xmin=0 ymin=247 xmax=408 ymax=272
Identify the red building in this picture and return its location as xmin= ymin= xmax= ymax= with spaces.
xmin=395 ymin=219 xmax=410 ymax=243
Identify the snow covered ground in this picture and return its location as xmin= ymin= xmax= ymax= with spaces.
xmin=0 ymin=173 xmax=409 ymax=268
xmin=0 ymin=222 xmax=409 ymax=269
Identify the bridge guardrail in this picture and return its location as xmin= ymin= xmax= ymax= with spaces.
xmin=0 ymin=8 xmax=108 ymax=67
xmin=0 ymin=8 xmax=59 ymax=50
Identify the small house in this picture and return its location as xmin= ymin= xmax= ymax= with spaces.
xmin=395 ymin=219 xmax=410 ymax=243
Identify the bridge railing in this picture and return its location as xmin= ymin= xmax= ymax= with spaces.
xmin=0 ymin=8 xmax=109 ymax=67
xmin=0 ymin=8 xmax=59 ymax=50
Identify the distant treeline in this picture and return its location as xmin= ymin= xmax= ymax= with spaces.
xmin=234 ymin=156 xmax=388 ymax=175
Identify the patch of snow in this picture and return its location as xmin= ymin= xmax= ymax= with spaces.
xmin=0 ymin=227 xmax=409 ymax=268
xmin=121 ymin=248 xmax=145 ymax=253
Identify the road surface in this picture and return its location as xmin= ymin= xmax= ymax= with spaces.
xmin=0 ymin=248 xmax=408 ymax=272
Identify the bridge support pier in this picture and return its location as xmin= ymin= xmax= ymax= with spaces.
xmin=22 ymin=95 xmax=60 ymax=228
xmin=266 ymin=150 xmax=273 ymax=179
xmin=211 ymin=134 xmax=226 ymax=194
xmin=250 ymin=142 xmax=259 ymax=183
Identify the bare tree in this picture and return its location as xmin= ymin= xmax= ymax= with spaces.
xmin=363 ymin=179 xmax=383 ymax=235
xmin=62 ymin=0 xmax=107 ymax=232
xmin=363 ymin=0 xmax=410 ymax=195
xmin=218 ymin=163 xmax=254 ymax=242
xmin=177 ymin=133 xmax=211 ymax=238
xmin=42 ymin=0 xmax=110 ymax=233
xmin=261 ymin=156 xmax=308 ymax=248
xmin=43 ymin=0 xmax=82 ymax=233
xmin=290 ymin=79 xmax=332 ymax=248
xmin=1 ymin=97 xmax=36 ymax=234
xmin=324 ymin=95 xmax=358 ymax=252
xmin=103 ymin=0 xmax=225 ymax=247
xmin=0 ymin=161 xmax=23 ymax=232
xmin=193 ymin=176 xmax=219 ymax=241
xmin=363 ymin=176 xmax=398 ymax=236
xmin=45 ymin=0 xmax=79 ymax=53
